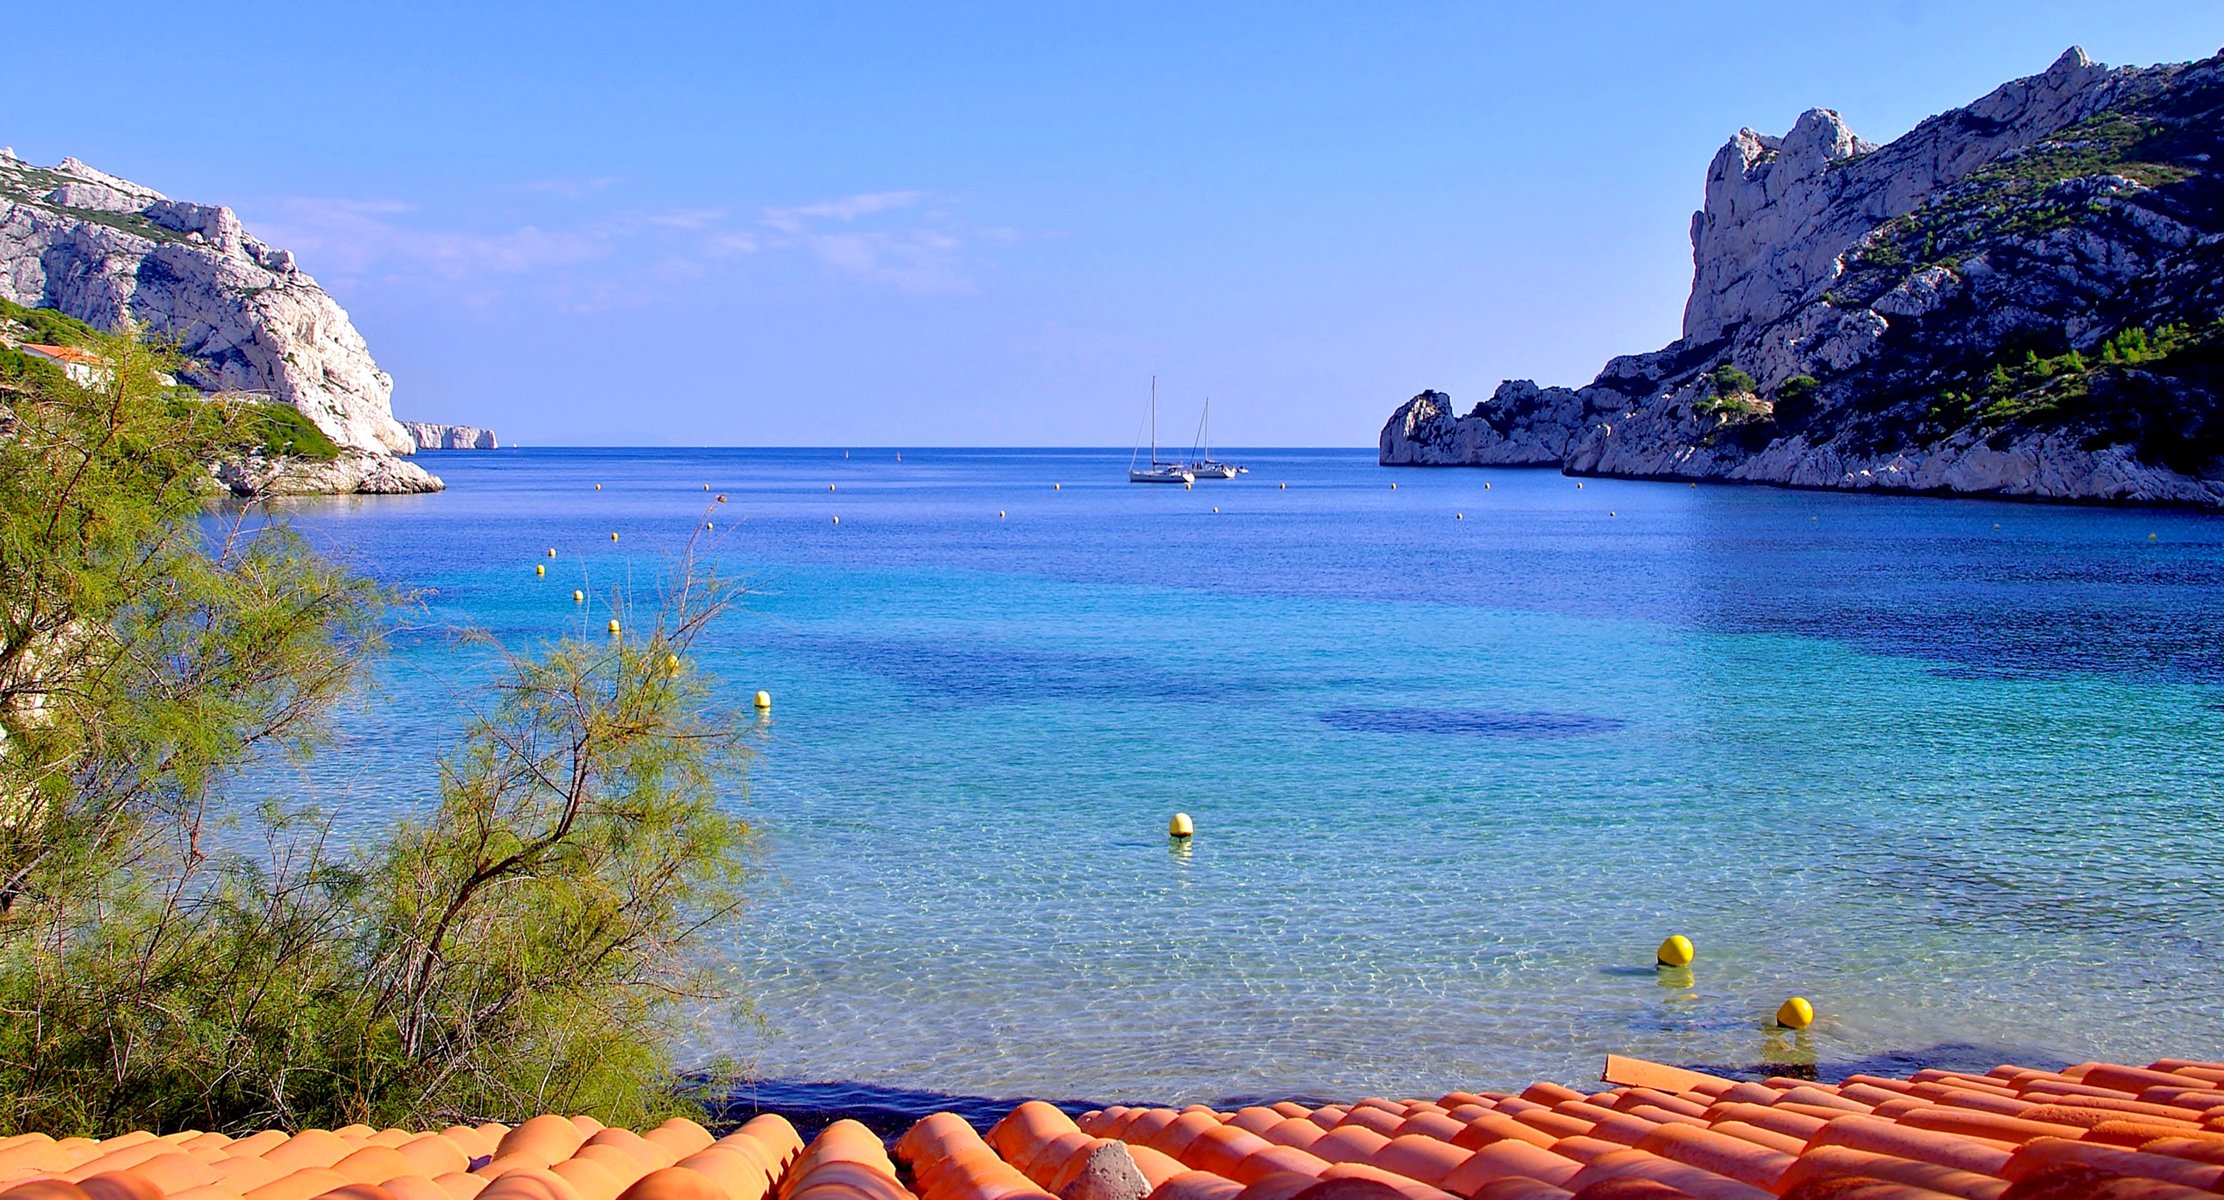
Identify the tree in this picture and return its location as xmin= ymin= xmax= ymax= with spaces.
xmin=1709 ymin=363 xmax=1757 ymax=396
xmin=0 ymin=315 xmax=755 ymax=1134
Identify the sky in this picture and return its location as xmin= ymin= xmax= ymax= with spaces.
xmin=8 ymin=2 xmax=2220 ymax=447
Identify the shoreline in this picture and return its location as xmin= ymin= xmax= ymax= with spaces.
xmin=1377 ymin=458 xmax=2224 ymax=513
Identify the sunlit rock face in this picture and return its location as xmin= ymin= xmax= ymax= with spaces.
xmin=1383 ymin=47 xmax=2224 ymax=508
xmin=1 ymin=148 xmax=443 ymax=495
xmin=401 ymin=421 xmax=500 ymax=450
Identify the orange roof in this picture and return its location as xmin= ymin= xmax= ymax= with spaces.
xmin=2 ymin=1055 xmax=2222 ymax=1200
xmin=19 ymin=343 xmax=108 ymax=366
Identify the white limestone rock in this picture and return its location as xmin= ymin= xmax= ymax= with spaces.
xmin=1378 ymin=46 xmax=2224 ymax=508
xmin=0 ymin=149 xmax=434 ymax=493
xmin=213 ymin=450 xmax=444 ymax=497
xmin=400 ymin=421 xmax=499 ymax=450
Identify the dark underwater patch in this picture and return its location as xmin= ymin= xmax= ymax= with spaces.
xmin=1320 ymin=707 xmax=1626 ymax=738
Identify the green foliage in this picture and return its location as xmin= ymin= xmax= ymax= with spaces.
xmin=0 ymin=297 xmax=107 ymax=351
xmin=1842 ymin=107 xmax=2204 ymax=290
xmin=1696 ymin=363 xmax=1769 ymax=420
xmin=1977 ymin=113 xmax=2195 ymax=191
xmin=2 ymin=298 xmax=340 ymax=463
xmin=1968 ymin=321 xmax=2216 ymax=426
xmin=0 ymin=162 xmax=187 ymax=246
xmin=0 ymin=320 xmax=756 ymax=1133
xmin=1855 ymin=235 xmax=1907 ymax=269
xmin=232 ymin=398 xmax=343 ymax=461
xmin=1778 ymin=375 xmax=1819 ymax=404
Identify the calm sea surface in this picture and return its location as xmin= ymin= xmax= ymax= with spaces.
xmin=261 ymin=447 xmax=2224 ymax=1105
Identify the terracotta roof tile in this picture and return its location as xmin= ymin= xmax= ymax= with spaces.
xmin=37 ymin=1057 xmax=2224 ymax=1200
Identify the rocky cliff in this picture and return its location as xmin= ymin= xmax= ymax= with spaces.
xmin=1382 ymin=48 xmax=2224 ymax=507
xmin=0 ymin=148 xmax=440 ymax=495
xmin=400 ymin=421 xmax=499 ymax=450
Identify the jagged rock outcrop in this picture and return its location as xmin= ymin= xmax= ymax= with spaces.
xmin=213 ymin=450 xmax=447 ymax=497
xmin=400 ymin=421 xmax=499 ymax=450
xmin=1384 ymin=47 xmax=2224 ymax=507
xmin=0 ymin=148 xmax=441 ymax=495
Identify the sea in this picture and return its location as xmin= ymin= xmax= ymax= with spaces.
xmin=256 ymin=446 xmax=2224 ymax=1111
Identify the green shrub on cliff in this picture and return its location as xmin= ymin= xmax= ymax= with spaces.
xmin=234 ymin=397 xmax=343 ymax=461
xmin=0 ymin=320 xmax=756 ymax=1133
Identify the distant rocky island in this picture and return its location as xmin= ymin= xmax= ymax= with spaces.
xmin=400 ymin=421 xmax=499 ymax=450
xmin=0 ymin=147 xmax=475 ymax=495
xmin=1383 ymin=47 xmax=2224 ymax=507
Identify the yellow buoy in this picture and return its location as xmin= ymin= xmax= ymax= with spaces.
xmin=754 ymin=690 xmax=772 ymax=710
xmin=547 ymin=548 xmax=557 ymax=558
xmin=706 ymin=521 xmax=715 ymax=530
xmin=1576 ymin=482 xmax=1584 ymax=489
xmin=1211 ymin=506 xmax=1219 ymax=513
xmin=831 ymin=515 xmax=840 ymax=525
xmin=829 ymin=484 xmax=837 ymax=492
xmin=1610 ymin=511 xmax=1618 ymax=517
xmin=1054 ymin=483 xmax=1061 ymax=490
xmin=535 ymin=563 xmax=546 ymax=576
xmin=1775 ymin=997 xmax=1815 ymax=1030
xmin=611 ymin=532 xmax=620 ymax=542
xmin=1184 ymin=481 xmax=1192 ymax=490
xmin=1391 ymin=482 xmax=1398 ymax=490
xmin=1656 ymin=935 xmax=1694 ymax=968
xmin=2150 ymin=532 xmax=2158 ymax=540
xmin=1484 ymin=482 xmax=1491 ymax=489
xmin=1279 ymin=482 xmax=1286 ymax=490
xmin=1456 ymin=512 xmax=1464 ymax=520
xmin=607 ymin=618 xmax=621 ymax=635
xmin=573 ymin=590 xmax=584 ymax=603
xmin=1168 ymin=812 xmax=1194 ymax=838
xmin=595 ymin=483 xmax=602 ymax=491
xmin=704 ymin=484 xmax=710 ymax=491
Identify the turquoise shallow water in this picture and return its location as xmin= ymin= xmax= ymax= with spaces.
xmin=262 ymin=447 xmax=2224 ymax=1104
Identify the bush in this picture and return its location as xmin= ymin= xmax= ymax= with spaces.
xmin=1710 ymin=363 xmax=1757 ymax=396
xmin=0 ymin=319 xmax=755 ymax=1133
xmin=232 ymin=398 xmax=343 ymax=461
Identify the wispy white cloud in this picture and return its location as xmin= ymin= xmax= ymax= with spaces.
xmin=519 ymin=176 xmax=620 ymax=198
xmin=238 ymin=184 xmax=986 ymax=307
xmin=761 ymin=190 xmax=924 ymax=232
xmin=756 ymin=190 xmax=972 ymax=292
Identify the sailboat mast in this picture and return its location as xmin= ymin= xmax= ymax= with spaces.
xmin=1150 ymin=375 xmax=1158 ymax=463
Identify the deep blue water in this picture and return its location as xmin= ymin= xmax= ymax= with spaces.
xmin=260 ymin=447 xmax=2224 ymax=1102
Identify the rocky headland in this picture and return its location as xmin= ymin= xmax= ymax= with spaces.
xmin=0 ymin=147 xmax=442 ymax=495
xmin=1382 ymin=48 xmax=2224 ymax=507
xmin=400 ymin=421 xmax=499 ymax=450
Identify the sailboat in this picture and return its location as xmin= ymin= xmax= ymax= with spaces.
xmin=1182 ymin=398 xmax=1244 ymax=479
xmin=1129 ymin=377 xmax=1194 ymax=484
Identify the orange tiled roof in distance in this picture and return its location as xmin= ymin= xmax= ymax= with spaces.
xmin=18 ymin=344 xmax=108 ymax=366
xmin=11 ymin=1057 xmax=2224 ymax=1200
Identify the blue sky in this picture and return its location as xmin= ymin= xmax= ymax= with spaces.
xmin=10 ymin=3 xmax=2219 ymax=446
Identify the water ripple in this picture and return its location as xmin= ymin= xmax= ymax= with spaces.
xmin=1320 ymin=707 xmax=1628 ymax=738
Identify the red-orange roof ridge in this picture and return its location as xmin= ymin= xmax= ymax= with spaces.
xmin=12 ymin=1056 xmax=2224 ymax=1200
